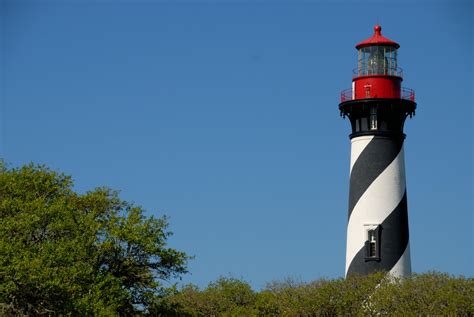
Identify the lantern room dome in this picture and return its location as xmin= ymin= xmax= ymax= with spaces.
xmin=356 ymin=25 xmax=400 ymax=49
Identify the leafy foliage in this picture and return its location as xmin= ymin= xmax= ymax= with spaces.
xmin=155 ymin=273 xmax=473 ymax=316
xmin=0 ymin=161 xmax=189 ymax=315
xmin=151 ymin=277 xmax=257 ymax=316
xmin=1 ymin=161 xmax=472 ymax=315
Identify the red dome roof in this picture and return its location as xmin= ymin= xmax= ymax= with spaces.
xmin=355 ymin=25 xmax=400 ymax=49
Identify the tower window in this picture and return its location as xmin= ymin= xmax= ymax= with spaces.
xmin=364 ymin=84 xmax=371 ymax=98
xmin=370 ymin=107 xmax=378 ymax=130
xmin=368 ymin=230 xmax=377 ymax=257
xmin=364 ymin=225 xmax=381 ymax=261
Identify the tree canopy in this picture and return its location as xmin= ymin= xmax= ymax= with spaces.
xmin=1 ymin=161 xmax=472 ymax=316
xmin=0 ymin=161 xmax=189 ymax=315
xmin=153 ymin=273 xmax=473 ymax=316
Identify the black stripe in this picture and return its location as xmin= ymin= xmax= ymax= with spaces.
xmin=348 ymin=136 xmax=404 ymax=220
xmin=347 ymin=191 xmax=410 ymax=276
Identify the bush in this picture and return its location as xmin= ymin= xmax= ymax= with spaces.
xmin=158 ymin=272 xmax=473 ymax=316
xmin=366 ymin=272 xmax=474 ymax=316
xmin=153 ymin=277 xmax=256 ymax=316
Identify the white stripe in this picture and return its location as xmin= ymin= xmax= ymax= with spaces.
xmin=345 ymin=146 xmax=406 ymax=275
xmin=350 ymin=136 xmax=374 ymax=173
xmin=390 ymin=243 xmax=411 ymax=277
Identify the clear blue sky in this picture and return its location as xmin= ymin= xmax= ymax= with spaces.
xmin=1 ymin=0 xmax=472 ymax=289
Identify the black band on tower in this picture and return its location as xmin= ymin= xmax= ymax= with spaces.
xmin=348 ymin=136 xmax=404 ymax=220
xmin=347 ymin=191 xmax=409 ymax=275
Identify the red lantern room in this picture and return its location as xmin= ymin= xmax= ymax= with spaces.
xmin=340 ymin=25 xmax=415 ymax=102
xmin=339 ymin=25 xmax=416 ymax=137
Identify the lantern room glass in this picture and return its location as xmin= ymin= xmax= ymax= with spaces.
xmin=357 ymin=46 xmax=398 ymax=76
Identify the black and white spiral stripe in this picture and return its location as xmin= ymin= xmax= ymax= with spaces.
xmin=345 ymin=135 xmax=411 ymax=277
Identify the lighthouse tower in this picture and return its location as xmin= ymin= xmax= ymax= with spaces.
xmin=339 ymin=25 xmax=416 ymax=277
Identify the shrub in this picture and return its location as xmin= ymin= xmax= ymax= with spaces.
xmin=158 ymin=272 xmax=473 ymax=316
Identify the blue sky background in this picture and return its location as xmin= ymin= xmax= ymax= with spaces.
xmin=1 ymin=0 xmax=472 ymax=289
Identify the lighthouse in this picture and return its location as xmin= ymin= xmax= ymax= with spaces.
xmin=339 ymin=25 xmax=416 ymax=277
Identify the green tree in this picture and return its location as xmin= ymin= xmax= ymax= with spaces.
xmin=158 ymin=272 xmax=473 ymax=317
xmin=366 ymin=272 xmax=474 ymax=316
xmin=151 ymin=277 xmax=257 ymax=317
xmin=0 ymin=161 xmax=190 ymax=315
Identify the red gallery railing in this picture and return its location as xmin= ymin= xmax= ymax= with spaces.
xmin=340 ymin=87 xmax=415 ymax=103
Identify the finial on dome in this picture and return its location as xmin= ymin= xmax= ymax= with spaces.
xmin=374 ymin=25 xmax=382 ymax=34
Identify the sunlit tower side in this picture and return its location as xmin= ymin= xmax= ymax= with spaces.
xmin=339 ymin=25 xmax=417 ymax=277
